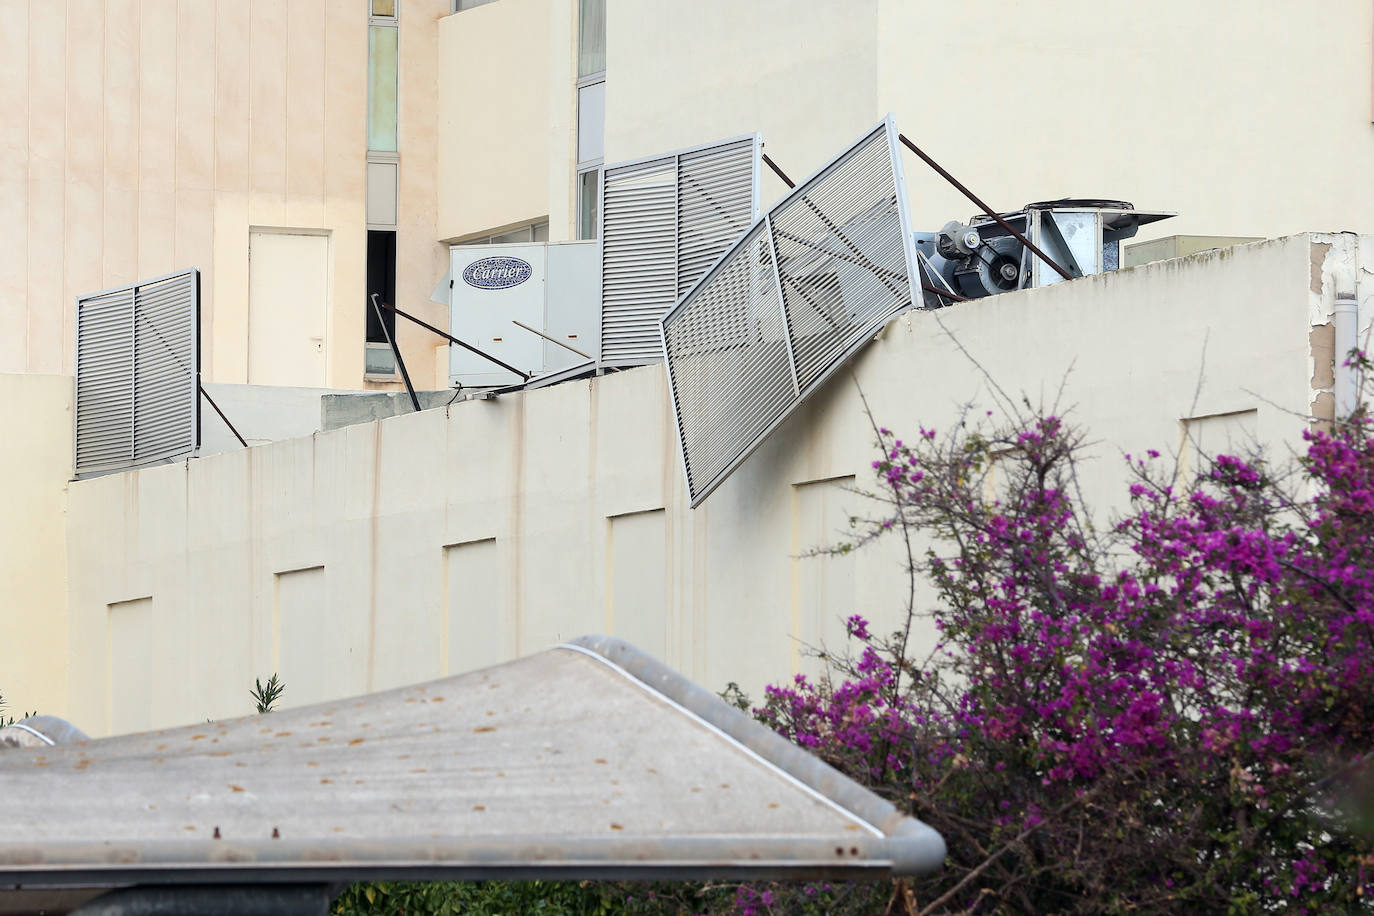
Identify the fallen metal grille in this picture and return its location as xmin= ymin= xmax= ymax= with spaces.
xmin=75 ymin=269 xmax=200 ymax=477
xmin=599 ymin=135 xmax=759 ymax=367
xmin=662 ymin=119 xmax=916 ymax=506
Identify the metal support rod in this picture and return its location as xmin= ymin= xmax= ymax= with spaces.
xmin=199 ymin=384 xmax=248 ymax=448
xmin=896 ymin=133 xmax=1073 ymax=282
xmin=510 ymin=320 xmax=594 ymax=360
xmin=371 ymin=294 xmax=421 ymax=412
xmin=761 ymin=152 xmax=795 ymax=189
xmin=381 ymin=301 xmax=532 ymax=381
xmin=921 ymin=284 xmax=969 ymax=303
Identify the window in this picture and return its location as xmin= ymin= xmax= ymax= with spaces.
xmin=578 ymin=0 xmax=606 ymax=78
xmin=367 ymin=4 xmax=400 ymax=380
xmin=577 ymin=168 xmax=600 ymax=240
xmin=366 ymin=156 xmax=399 ymax=229
xmin=365 ymin=230 xmax=398 ymax=377
xmin=456 ymin=221 xmax=550 ymax=246
xmin=576 ymin=79 xmax=605 ymax=163
xmin=575 ymin=0 xmax=605 ymax=240
xmin=367 ymin=26 xmax=399 ymax=152
xmin=453 ymin=0 xmax=500 ymax=10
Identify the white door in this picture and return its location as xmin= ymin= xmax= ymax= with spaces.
xmin=248 ymin=231 xmax=329 ymax=387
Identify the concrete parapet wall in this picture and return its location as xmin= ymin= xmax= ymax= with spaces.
xmin=0 ymin=374 xmax=72 ymax=716
xmin=59 ymin=234 xmax=1367 ymax=734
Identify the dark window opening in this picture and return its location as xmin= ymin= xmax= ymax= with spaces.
xmin=366 ymin=230 xmax=397 ymax=344
xmin=365 ymin=230 xmax=398 ymax=377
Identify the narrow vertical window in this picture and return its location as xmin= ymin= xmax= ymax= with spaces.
xmin=577 ymin=168 xmax=600 ymax=241
xmin=575 ymin=0 xmax=605 ymax=239
xmin=368 ymin=26 xmax=399 ymax=152
xmin=367 ymin=4 xmax=401 ymax=380
xmin=365 ymin=230 xmax=398 ymax=377
xmin=577 ymin=0 xmax=606 ymax=78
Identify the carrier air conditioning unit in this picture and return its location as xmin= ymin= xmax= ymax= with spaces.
xmin=448 ymin=241 xmax=599 ymax=388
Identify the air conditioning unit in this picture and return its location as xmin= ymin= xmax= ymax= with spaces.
xmin=914 ymin=200 xmax=1174 ymax=300
xmin=448 ymin=240 xmax=599 ymax=388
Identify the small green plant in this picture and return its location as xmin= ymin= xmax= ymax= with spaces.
xmin=0 ymin=690 xmax=36 ymax=728
xmin=250 ymin=674 xmax=286 ymax=714
xmin=718 ymin=682 xmax=751 ymax=712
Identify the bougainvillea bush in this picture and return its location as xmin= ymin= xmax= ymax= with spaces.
xmin=335 ymin=364 xmax=1373 ymax=916
xmin=748 ymin=362 xmax=1374 ymax=914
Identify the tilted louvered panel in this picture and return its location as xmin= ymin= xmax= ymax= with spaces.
xmin=770 ymin=128 xmax=910 ymax=391
xmin=74 ymin=269 xmax=200 ymax=477
xmin=599 ymin=134 xmax=760 ymax=368
xmin=662 ymin=223 xmax=794 ymax=502
xmin=662 ymin=118 xmax=916 ymax=506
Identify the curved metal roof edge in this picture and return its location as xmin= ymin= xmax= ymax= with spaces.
xmin=561 ymin=635 xmax=947 ymax=876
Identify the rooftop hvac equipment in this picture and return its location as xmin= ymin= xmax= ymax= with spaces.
xmin=662 ymin=117 xmax=916 ymax=507
xmin=916 ymin=199 xmax=1174 ymax=300
xmin=449 ymin=241 xmax=599 ymax=388
xmin=74 ymin=269 xmax=201 ymax=478
xmin=599 ymin=135 xmax=761 ymax=367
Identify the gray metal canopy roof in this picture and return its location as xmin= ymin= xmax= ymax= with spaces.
xmin=0 ymin=636 xmax=943 ymax=906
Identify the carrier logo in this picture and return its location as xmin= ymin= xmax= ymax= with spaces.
xmin=463 ymin=257 xmax=533 ymax=290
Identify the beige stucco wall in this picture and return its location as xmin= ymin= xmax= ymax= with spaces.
xmin=436 ymin=0 xmax=574 ymax=242
xmin=596 ymin=0 xmax=1374 ymax=245
xmin=604 ymin=0 xmax=880 ymax=209
xmin=394 ymin=0 xmax=453 ymax=391
xmin=874 ymin=0 xmax=1374 ymax=244
xmin=60 ymin=233 xmax=1369 ymax=735
xmin=435 ymin=0 xmax=1373 ymax=260
xmin=0 ymin=374 xmax=72 ymax=718
xmin=1 ymin=0 xmax=447 ymax=390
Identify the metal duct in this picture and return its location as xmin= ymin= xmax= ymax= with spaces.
xmin=599 ymin=135 xmax=760 ymax=367
xmin=74 ymin=269 xmax=200 ymax=478
xmin=662 ymin=118 xmax=916 ymax=506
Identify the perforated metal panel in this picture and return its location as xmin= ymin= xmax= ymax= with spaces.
xmin=662 ymin=118 xmax=916 ymax=506
xmin=75 ymin=269 xmax=200 ymax=477
xmin=599 ymin=135 xmax=760 ymax=367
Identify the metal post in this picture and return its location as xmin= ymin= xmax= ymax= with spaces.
xmin=381 ymin=301 xmax=532 ymax=382
xmin=761 ymin=153 xmax=795 ymax=189
xmin=896 ymin=133 xmax=1073 ymax=282
xmin=510 ymin=320 xmax=594 ymax=360
xmin=199 ymin=385 xmax=248 ymax=448
xmin=371 ymin=294 xmax=421 ymax=412
xmin=921 ymin=284 xmax=968 ymax=303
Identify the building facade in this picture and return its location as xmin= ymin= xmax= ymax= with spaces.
xmin=1 ymin=0 xmax=450 ymax=389
xmin=7 ymin=1 xmax=1371 ymax=391
xmin=2 ymin=1 xmax=1374 ymax=731
xmin=43 ymin=233 xmax=1374 ymax=733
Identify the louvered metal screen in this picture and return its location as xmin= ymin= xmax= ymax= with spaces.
xmin=662 ymin=118 xmax=917 ymax=506
xmin=74 ymin=269 xmax=200 ymax=477
xmin=599 ymin=134 xmax=760 ymax=367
